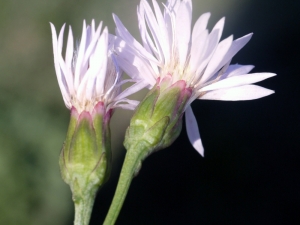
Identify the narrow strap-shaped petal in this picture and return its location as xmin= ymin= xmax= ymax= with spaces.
xmin=64 ymin=26 xmax=74 ymax=94
xmin=138 ymin=4 xmax=154 ymax=55
xmin=114 ymin=80 xmax=149 ymax=102
xmin=200 ymin=72 xmax=276 ymax=91
xmin=142 ymin=0 xmax=165 ymax=63
xmin=114 ymin=38 xmax=157 ymax=85
xmin=192 ymin=12 xmax=210 ymax=43
xmin=224 ymin=64 xmax=254 ymax=78
xmin=152 ymin=0 xmax=170 ymax=64
xmin=210 ymin=33 xmax=253 ymax=81
xmin=50 ymin=23 xmax=71 ymax=108
xmin=175 ymin=0 xmax=192 ymax=67
xmin=201 ymin=35 xmax=233 ymax=83
xmin=185 ymin=105 xmax=204 ymax=156
xmin=82 ymin=21 xmax=103 ymax=67
xmin=189 ymin=29 xmax=208 ymax=74
xmin=162 ymin=2 xmax=174 ymax=55
xmin=195 ymin=18 xmax=225 ymax=79
xmin=65 ymin=26 xmax=74 ymax=71
xmin=211 ymin=17 xmax=225 ymax=43
xmin=200 ymin=84 xmax=275 ymax=100
xmin=138 ymin=8 xmax=161 ymax=61
xmin=112 ymin=98 xmax=140 ymax=110
xmin=113 ymin=13 xmax=158 ymax=63
xmin=95 ymin=27 xmax=108 ymax=96
xmin=74 ymin=20 xmax=87 ymax=89
xmin=195 ymin=29 xmax=219 ymax=79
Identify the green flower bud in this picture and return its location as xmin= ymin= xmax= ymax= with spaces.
xmin=124 ymin=75 xmax=192 ymax=160
xmin=59 ymin=102 xmax=111 ymax=224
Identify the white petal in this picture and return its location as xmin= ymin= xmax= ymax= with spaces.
xmin=211 ymin=17 xmax=225 ymax=42
xmin=192 ymin=12 xmax=210 ymax=43
xmin=111 ymin=98 xmax=140 ymax=110
xmin=152 ymin=0 xmax=170 ymax=64
xmin=200 ymin=72 xmax=276 ymax=91
xmin=195 ymin=29 xmax=219 ymax=78
xmin=189 ymin=29 xmax=208 ymax=73
xmin=74 ymin=20 xmax=87 ymax=89
xmin=201 ymin=35 xmax=233 ymax=83
xmin=113 ymin=13 xmax=158 ymax=63
xmin=95 ymin=27 xmax=108 ymax=96
xmin=114 ymin=38 xmax=157 ymax=85
xmin=185 ymin=105 xmax=204 ymax=156
xmin=50 ymin=23 xmax=61 ymax=83
xmin=176 ymin=0 xmax=192 ymax=67
xmin=195 ymin=18 xmax=225 ymax=79
xmin=57 ymin=24 xmax=66 ymax=56
xmin=142 ymin=0 xmax=165 ymax=62
xmin=224 ymin=33 xmax=252 ymax=63
xmin=212 ymin=34 xmax=253 ymax=80
xmin=200 ymin=84 xmax=275 ymax=100
xmin=82 ymin=21 xmax=103 ymax=67
xmin=50 ymin=23 xmax=71 ymax=108
xmin=225 ymin=64 xmax=254 ymax=78
xmin=138 ymin=4 xmax=155 ymax=55
xmin=114 ymin=80 xmax=149 ymax=101
xmin=65 ymin=26 xmax=74 ymax=70
xmin=162 ymin=2 xmax=173 ymax=54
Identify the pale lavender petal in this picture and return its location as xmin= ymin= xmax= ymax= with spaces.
xmin=200 ymin=84 xmax=275 ymax=100
xmin=200 ymin=72 xmax=276 ymax=91
xmin=176 ymin=0 xmax=192 ymax=67
xmin=192 ymin=12 xmax=210 ymax=43
xmin=211 ymin=17 xmax=225 ymax=42
xmin=142 ymin=0 xmax=165 ymax=62
xmin=57 ymin=24 xmax=66 ymax=56
xmin=82 ymin=21 xmax=103 ymax=67
xmin=195 ymin=29 xmax=219 ymax=78
xmin=201 ymin=35 xmax=233 ymax=83
xmin=195 ymin=18 xmax=225 ymax=79
xmin=162 ymin=2 xmax=174 ymax=53
xmin=95 ymin=27 xmax=108 ymax=96
xmin=114 ymin=80 xmax=149 ymax=101
xmin=111 ymin=98 xmax=140 ymax=111
xmin=65 ymin=26 xmax=74 ymax=70
xmin=152 ymin=0 xmax=170 ymax=64
xmin=50 ymin=23 xmax=71 ymax=108
xmin=189 ymin=29 xmax=208 ymax=73
xmin=185 ymin=105 xmax=204 ymax=156
xmin=138 ymin=4 xmax=155 ymax=55
xmin=113 ymin=13 xmax=158 ymax=63
xmin=225 ymin=64 xmax=254 ymax=78
xmin=214 ymin=34 xmax=253 ymax=79
xmin=114 ymin=38 xmax=157 ymax=85
xmin=74 ymin=20 xmax=87 ymax=89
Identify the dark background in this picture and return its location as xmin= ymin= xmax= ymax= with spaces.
xmin=93 ymin=0 xmax=300 ymax=225
xmin=0 ymin=0 xmax=299 ymax=224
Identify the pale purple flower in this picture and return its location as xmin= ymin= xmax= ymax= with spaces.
xmin=50 ymin=20 xmax=143 ymax=115
xmin=112 ymin=0 xmax=275 ymax=156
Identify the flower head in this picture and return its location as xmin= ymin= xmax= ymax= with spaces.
xmin=113 ymin=0 xmax=276 ymax=156
xmin=50 ymin=20 xmax=141 ymax=115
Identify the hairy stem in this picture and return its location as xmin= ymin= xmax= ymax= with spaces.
xmin=74 ymin=192 xmax=96 ymax=225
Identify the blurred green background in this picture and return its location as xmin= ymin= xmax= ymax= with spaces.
xmin=0 ymin=0 xmax=299 ymax=224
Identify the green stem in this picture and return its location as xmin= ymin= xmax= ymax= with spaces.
xmin=74 ymin=192 xmax=96 ymax=225
xmin=103 ymin=149 xmax=142 ymax=225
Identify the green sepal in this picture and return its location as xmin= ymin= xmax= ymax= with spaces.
xmin=124 ymin=78 xmax=192 ymax=160
xmin=59 ymin=103 xmax=112 ymax=225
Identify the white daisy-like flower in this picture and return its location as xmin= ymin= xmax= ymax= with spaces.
xmin=50 ymin=20 xmax=144 ymax=115
xmin=112 ymin=0 xmax=276 ymax=156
